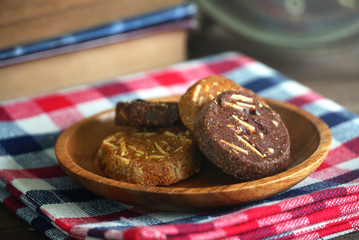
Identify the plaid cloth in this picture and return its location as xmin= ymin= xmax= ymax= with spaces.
xmin=0 ymin=52 xmax=358 ymax=240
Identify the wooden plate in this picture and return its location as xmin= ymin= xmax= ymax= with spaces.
xmin=55 ymin=97 xmax=331 ymax=210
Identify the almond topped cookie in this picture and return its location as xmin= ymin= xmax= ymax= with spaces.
xmin=97 ymin=126 xmax=201 ymax=186
xmin=194 ymin=90 xmax=290 ymax=181
xmin=179 ymin=75 xmax=244 ymax=133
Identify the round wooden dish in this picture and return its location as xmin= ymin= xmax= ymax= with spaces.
xmin=55 ymin=97 xmax=331 ymax=210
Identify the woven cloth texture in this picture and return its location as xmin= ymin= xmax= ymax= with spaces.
xmin=0 ymin=52 xmax=358 ymax=240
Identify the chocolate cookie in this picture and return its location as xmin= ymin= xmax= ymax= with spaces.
xmin=194 ymin=90 xmax=290 ymax=181
xmin=115 ymin=99 xmax=180 ymax=127
xmin=97 ymin=126 xmax=201 ymax=186
xmin=179 ymin=75 xmax=244 ymax=133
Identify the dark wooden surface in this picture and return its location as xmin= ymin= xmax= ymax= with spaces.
xmin=0 ymin=205 xmax=47 ymax=239
xmin=1 ymin=17 xmax=358 ymax=240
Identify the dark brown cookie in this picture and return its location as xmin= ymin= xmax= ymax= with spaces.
xmin=194 ymin=90 xmax=290 ymax=181
xmin=115 ymin=99 xmax=180 ymax=127
xmin=178 ymin=75 xmax=245 ymax=133
xmin=97 ymin=126 xmax=201 ymax=186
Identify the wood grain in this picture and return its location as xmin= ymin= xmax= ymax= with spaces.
xmin=0 ymin=31 xmax=186 ymax=101
xmin=55 ymin=97 xmax=331 ymax=210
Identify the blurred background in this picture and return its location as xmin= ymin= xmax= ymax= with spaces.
xmin=189 ymin=0 xmax=359 ymax=114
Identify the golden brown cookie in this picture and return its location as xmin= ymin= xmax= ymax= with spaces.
xmin=97 ymin=126 xmax=201 ymax=186
xmin=178 ymin=75 xmax=244 ymax=133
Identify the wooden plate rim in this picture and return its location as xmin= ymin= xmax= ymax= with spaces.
xmin=55 ymin=98 xmax=332 ymax=195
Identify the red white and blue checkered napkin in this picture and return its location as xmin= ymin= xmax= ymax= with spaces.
xmin=0 ymin=52 xmax=358 ymax=240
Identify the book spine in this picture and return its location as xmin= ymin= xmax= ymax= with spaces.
xmin=0 ymin=19 xmax=197 ymax=67
xmin=0 ymin=3 xmax=197 ymax=60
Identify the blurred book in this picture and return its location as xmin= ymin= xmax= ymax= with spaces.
xmin=0 ymin=0 xmax=186 ymax=49
xmin=0 ymin=2 xmax=197 ymax=101
xmin=0 ymin=3 xmax=196 ymax=61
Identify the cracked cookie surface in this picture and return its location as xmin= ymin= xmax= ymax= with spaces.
xmin=194 ymin=90 xmax=290 ymax=181
xmin=97 ymin=126 xmax=201 ymax=186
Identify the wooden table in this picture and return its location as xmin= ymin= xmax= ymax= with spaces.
xmin=1 ymin=21 xmax=358 ymax=240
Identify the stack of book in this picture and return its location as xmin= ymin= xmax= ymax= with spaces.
xmin=0 ymin=0 xmax=197 ymax=100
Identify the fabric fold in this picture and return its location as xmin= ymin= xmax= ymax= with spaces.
xmin=0 ymin=52 xmax=358 ymax=239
